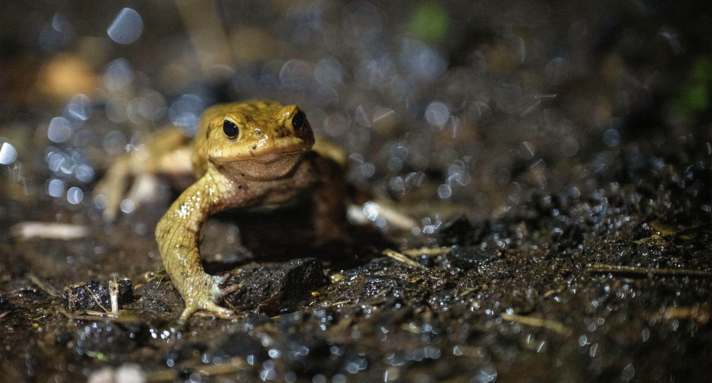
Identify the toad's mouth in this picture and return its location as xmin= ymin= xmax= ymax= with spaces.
xmin=211 ymin=141 xmax=313 ymax=164
xmin=242 ymin=146 xmax=312 ymax=163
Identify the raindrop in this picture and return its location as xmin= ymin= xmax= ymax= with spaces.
xmin=360 ymin=163 xmax=376 ymax=177
xmin=48 ymin=117 xmax=72 ymax=143
xmin=75 ymin=164 xmax=95 ymax=183
xmin=400 ymin=39 xmax=447 ymax=81
xmin=106 ymin=97 xmax=129 ymax=123
xmin=603 ymin=129 xmax=620 ymax=147
xmin=280 ymin=60 xmax=313 ymax=90
xmin=139 ymin=91 xmax=166 ymax=119
xmin=346 ymin=362 xmax=360 ymax=374
xmin=107 ymin=8 xmax=144 ymax=45
xmin=389 ymin=176 xmax=404 ymax=192
xmin=103 ymin=59 xmax=133 ymax=92
xmin=389 ymin=144 xmax=409 ymax=160
xmin=469 ymin=101 xmax=491 ymax=124
xmin=437 ymin=184 xmax=452 ymax=199
xmin=67 ymin=94 xmax=92 ymax=121
xmin=344 ymin=1 xmax=382 ymax=35
xmin=578 ymin=335 xmax=588 ymax=346
xmin=52 ymin=13 xmax=71 ymax=33
xmin=39 ymin=13 xmax=74 ymax=50
xmin=284 ymin=371 xmax=297 ymax=383
xmin=560 ymin=137 xmax=579 ymax=157
xmin=473 ymin=365 xmax=497 ymax=383
xmin=323 ymin=113 xmax=349 ymax=137
xmin=120 ymin=199 xmax=135 ymax=214
xmin=355 ymin=105 xmax=371 ymax=127
xmin=103 ymin=131 xmax=127 ymax=155
xmin=169 ymin=94 xmax=203 ymax=136
xmin=314 ymin=57 xmax=343 ymax=87
xmin=0 ymin=142 xmax=18 ymax=165
xmin=387 ymin=158 xmax=403 ymax=172
xmin=620 ymin=364 xmax=635 ymax=381
xmin=47 ymin=179 xmax=65 ymax=197
xmin=355 ymin=60 xmax=382 ymax=89
xmin=545 ymin=57 xmax=569 ymax=85
xmin=425 ymin=102 xmax=450 ymax=127
xmin=94 ymin=195 xmax=107 ymax=209
xmin=363 ymin=202 xmax=379 ymax=221
xmin=67 ymin=187 xmax=84 ymax=204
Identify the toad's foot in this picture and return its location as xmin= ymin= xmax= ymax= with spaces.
xmin=177 ymin=277 xmax=242 ymax=323
xmin=179 ymin=301 xmax=234 ymax=322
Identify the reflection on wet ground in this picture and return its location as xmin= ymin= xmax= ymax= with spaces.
xmin=1 ymin=0 xmax=711 ymax=382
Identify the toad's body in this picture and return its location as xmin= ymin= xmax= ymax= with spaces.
xmin=96 ymin=101 xmax=346 ymax=321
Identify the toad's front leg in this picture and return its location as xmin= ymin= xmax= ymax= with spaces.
xmin=155 ymin=167 xmax=237 ymax=322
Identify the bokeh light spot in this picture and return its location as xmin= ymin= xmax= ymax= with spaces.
xmin=108 ymin=8 xmax=143 ymax=45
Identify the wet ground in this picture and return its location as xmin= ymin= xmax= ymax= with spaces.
xmin=1 ymin=1 xmax=711 ymax=382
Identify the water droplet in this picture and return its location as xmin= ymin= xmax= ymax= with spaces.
xmin=75 ymin=164 xmax=95 ymax=183
xmin=323 ymin=113 xmax=349 ymax=137
xmin=47 ymin=179 xmax=65 ymax=197
xmin=120 ymin=199 xmax=135 ymax=213
xmin=603 ymin=129 xmax=620 ymax=147
xmin=0 ymin=142 xmax=18 ymax=165
xmin=106 ymin=97 xmax=129 ymax=123
xmin=560 ymin=137 xmax=579 ymax=157
xmin=107 ymin=8 xmax=143 ymax=45
xmin=103 ymin=131 xmax=127 ymax=155
xmin=314 ymin=57 xmax=343 ymax=87
xmin=48 ymin=117 xmax=72 ymax=143
xmin=437 ymin=184 xmax=452 ymax=199
xmin=360 ymin=163 xmax=376 ymax=177
xmin=425 ymin=102 xmax=449 ymax=127
xmin=103 ymin=59 xmax=133 ymax=92
xmin=280 ymin=60 xmax=312 ymax=90
xmin=67 ymin=187 xmax=84 ymax=204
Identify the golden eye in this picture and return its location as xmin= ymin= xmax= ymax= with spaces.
xmin=292 ymin=110 xmax=306 ymax=131
xmin=223 ymin=120 xmax=238 ymax=138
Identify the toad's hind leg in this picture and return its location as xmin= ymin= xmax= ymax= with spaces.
xmin=95 ymin=128 xmax=193 ymax=221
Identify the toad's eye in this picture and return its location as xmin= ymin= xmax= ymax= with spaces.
xmin=223 ymin=120 xmax=238 ymax=138
xmin=292 ymin=110 xmax=306 ymax=131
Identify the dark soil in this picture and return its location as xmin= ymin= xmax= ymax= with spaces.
xmin=1 ymin=1 xmax=711 ymax=382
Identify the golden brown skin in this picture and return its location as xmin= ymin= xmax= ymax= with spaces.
xmin=97 ymin=100 xmax=347 ymax=321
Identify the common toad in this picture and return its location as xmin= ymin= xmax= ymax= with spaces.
xmin=95 ymin=101 xmax=347 ymax=321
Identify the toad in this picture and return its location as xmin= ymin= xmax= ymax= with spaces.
xmin=95 ymin=101 xmax=347 ymax=321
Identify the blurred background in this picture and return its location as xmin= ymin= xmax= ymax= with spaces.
xmin=1 ymin=2 xmax=711 ymax=382
xmin=0 ymin=0 xmax=710 ymax=226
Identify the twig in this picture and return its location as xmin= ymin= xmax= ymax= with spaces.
xmin=330 ymin=300 xmax=352 ymax=307
xmin=109 ymin=279 xmax=119 ymax=314
xmin=85 ymin=286 xmax=109 ymax=313
xmin=382 ymin=249 xmax=426 ymax=269
xmin=27 ymin=273 xmax=59 ymax=297
xmin=633 ymin=222 xmax=712 ymax=244
xmin=586 ymin=264 xmax=712 ymax=277
xmin=459 ymin=287 xmax=477 ymax=297
xmin=500 ymin=313 xmax=571 ymax=335
xmin=11 ymin=222 xmax=88 ymax=241
xmin=85 ymin=310 xmax=119 ymax=318
xmin=664 ymin=303 xmax=710 ymax=325
xmin=402 ymin=247 xmax=451 ymax=257
xmin=58 ymin=307 xmax=139 ymax=322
